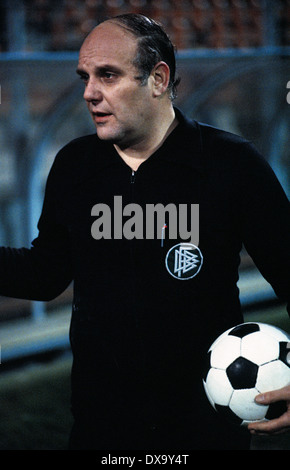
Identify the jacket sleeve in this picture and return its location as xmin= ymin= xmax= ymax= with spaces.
xmin=0 ymin=153 xmax=73 ymax=301
xmin=236 ymin=142 xmax=290 ymax=316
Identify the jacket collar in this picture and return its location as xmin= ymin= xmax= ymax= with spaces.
xmin=155 ymin=107 xmax=204 ymax=172
xmin=92 ymin=107 xmax=205 ymax=173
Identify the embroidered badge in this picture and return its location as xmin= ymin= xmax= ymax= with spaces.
xmin=165 ymin=243 xmax=203 ymax=280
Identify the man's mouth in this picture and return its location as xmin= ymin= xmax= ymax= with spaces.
xmin=93 ymin=111 xmax=112 ymax=123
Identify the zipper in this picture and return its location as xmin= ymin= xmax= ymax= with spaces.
xmin=131 ymin=170 xmax=135 ymax=184
xmin=130 ymin=170 xmax=136 ymax=203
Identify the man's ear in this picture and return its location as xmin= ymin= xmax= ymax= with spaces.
xmin=151 ymin=61 xmax=170 ymax=97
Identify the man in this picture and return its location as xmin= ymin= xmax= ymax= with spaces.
xmin=0 ymin=14 xmax=289 ymax=450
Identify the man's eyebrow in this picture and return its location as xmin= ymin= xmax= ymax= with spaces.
xmin=76 ymin=65 xmax=123 ymax=76
xmin=76 ymin=68 xmax=88 ymax=76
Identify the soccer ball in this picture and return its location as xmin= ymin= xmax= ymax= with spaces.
xmin=203 ymin=322 xmax=290 ymax=426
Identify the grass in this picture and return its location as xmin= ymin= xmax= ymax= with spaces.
xmin=0 ymin=354 xmax=73 ymax=450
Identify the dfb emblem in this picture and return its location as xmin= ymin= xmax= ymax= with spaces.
xmin=165 ymin=243 xmax=203 ymax=280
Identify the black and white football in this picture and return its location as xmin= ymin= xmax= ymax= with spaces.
xmin=203 ymin=322 xmax=290 ymax=426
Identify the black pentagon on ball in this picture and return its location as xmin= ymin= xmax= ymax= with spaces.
xmin=226 ymin=357 xmax=258 ymax=389
xmin=215 ymin=404 xmax=243 ymax=425
xmin=229 ymin=323 xmax=260 ymax=339
xmin=279 ymin=342 xmax=290 ymax=368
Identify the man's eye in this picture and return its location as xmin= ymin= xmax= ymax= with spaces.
xmin=79 ymin=74 xmax=89 ymax=83
xmin=102 ymin=71 xmax=117 ymax=81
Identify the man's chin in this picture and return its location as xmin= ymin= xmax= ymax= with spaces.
xmin=95 ymin=127 xmax=126 ymax=145
xmin=95 ymin=128 xmax=117 ymax=142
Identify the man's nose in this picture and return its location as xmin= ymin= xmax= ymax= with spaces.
xmin=83 ymin=79 xmax=102 ymax=103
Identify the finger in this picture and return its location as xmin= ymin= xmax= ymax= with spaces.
xmin=248 ymin=412 xmax=290 ymax=434
xmin=255 ymin=387 xmax=290 ymax=405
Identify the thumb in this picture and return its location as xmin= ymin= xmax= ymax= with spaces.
xmin=255 ymin=386 xmax=290 ymax=404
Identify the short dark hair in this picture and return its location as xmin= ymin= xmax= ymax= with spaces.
xmin=109 ymin=13 xmax=180 ymax=100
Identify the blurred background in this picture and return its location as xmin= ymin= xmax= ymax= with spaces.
xmin=0 ymin=0 xmax=289 ymax=450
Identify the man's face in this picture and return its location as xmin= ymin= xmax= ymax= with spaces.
xmin=77 ymin=21 xmax=154 ymax=148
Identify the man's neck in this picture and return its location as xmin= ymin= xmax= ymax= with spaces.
xmin=114 ymin=107 xmax=178 ymax=171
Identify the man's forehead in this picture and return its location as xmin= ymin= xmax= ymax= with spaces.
xmin=79 ymin=21 xmax=137 ymax=66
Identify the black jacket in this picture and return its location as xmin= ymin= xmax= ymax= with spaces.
xmin=0 ymin=109 xmax=289 ymax=449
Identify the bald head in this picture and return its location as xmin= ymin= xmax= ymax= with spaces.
xmin=79 ymin=20 xmax=138 ymax=73
xmin=80 ymin=14 xmax=179 ymax=100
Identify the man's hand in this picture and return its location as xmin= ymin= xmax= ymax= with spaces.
xmin=248 ymin=385 xmax=290 ymax=435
